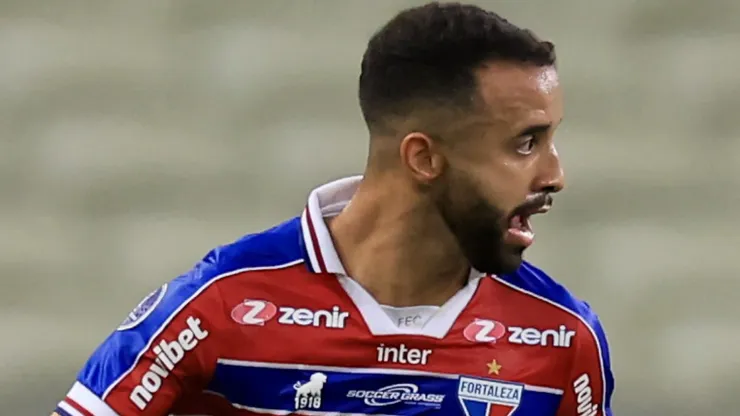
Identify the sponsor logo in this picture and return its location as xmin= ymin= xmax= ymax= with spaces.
xmin=465 ymin=319 xmax=576 ymax=348
xmin=458 ymin=376 xmax=523 ymax=416
xmin=118 ymin=283 xmax=168 ymax=331
xmin=129 ymin=316 xmax=209 ymax=410
xmin=230 ymin=299 xmax=277 ymax=325
xmin=347 ymin=383 xmax=445 ymax=408
xmin=508 ymin=325 xmax=575 ymax=348
xmin=231 ymin=300 xmax=349 ymax=329
xmin=293 ymin=372 xmax=327 ymax=410
xmin=464 ymin=319 xmax=507 ymax=343
xmin=376 ymin=343 xmax=433 ymax=365
xmin=573 ymin=373 xmax=599 ymax=416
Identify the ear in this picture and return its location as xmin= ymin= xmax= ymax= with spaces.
xmin=399 ymin=132 xmax=447 ymax=184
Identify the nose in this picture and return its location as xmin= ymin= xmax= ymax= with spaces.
xmin=534 ymin=144 xmax=565 ymax=194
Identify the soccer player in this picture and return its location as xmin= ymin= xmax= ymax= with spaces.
xmin=53 ymin=2 xmax=614 ymax=416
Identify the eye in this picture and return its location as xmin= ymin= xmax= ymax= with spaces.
xmin=516 ymin=135 xmax=538 ymax=155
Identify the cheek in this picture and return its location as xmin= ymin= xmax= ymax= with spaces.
xmin=475 ymin=162 xmax=533 ymax=210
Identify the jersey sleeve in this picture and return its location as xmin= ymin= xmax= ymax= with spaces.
xmin=557 ymin=303 xmax=615 ymax=416
xmin=53 ymin=266 xmax=228 ymax=416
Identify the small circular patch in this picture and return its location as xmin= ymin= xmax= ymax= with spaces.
xmin=117 ymin=283 xmax=168 ymax=331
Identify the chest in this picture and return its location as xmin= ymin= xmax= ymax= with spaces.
xmin=207 ymin=319 xmax=567 ymax=415
xmin=203 ymin=275 xmax=574 ymax=415
xmin=209 ymin=363 xmax=562 ymax=416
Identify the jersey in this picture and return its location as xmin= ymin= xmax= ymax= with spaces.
xmin=54 ymin=176 xmax=615 ymax=416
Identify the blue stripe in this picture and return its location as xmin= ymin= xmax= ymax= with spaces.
xmin=499 ymin=261 xmax=615 ymax=411
xmin=78 ymin=217 xmax=308 ymax=397
xmin=297 ymin=214 xmax=318 ymax=273
xmin=54 ymin=406 xmax=74 ymax=416
xmin=208 ymin=362 xmax=560 ymax=415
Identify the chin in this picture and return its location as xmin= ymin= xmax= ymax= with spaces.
xmin=499 ymin=253 xmax=525 ymax=274
xmin=470 ymin=250 xmax=523 ymax=276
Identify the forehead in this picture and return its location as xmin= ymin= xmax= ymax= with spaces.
xmin=473 ymin=63 xmax=563 ymax=131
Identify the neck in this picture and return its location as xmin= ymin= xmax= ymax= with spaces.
xmin=328 ymin=174 xmax=470 ymax=307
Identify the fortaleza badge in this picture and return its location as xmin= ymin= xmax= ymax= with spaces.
xmin=458 ymin=376 xmax=523 ymax=416
xmin=117 ymin=283 xmax=168 ymax=331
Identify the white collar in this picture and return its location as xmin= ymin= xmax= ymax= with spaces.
xmin=299 ymin=176 xmax=486 ymax=338
xmin=300 ymin=175 xmax=485 ymax=280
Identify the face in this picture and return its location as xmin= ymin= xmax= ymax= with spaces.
xmin=428 ymin=63 xmax=565 ymax=275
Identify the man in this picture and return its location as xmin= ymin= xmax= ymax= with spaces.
xmin=54 ymin=2 xmax=614 ymax=415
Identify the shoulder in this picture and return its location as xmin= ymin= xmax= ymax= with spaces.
xmin=204 ymin=215 xmax=307 ymax=275
xmin=78 ymin=217 xmax=308 ymax=398
xmin=493 ymin=261 xmax=614 ymax=387
xmin=492 ymin=261 xmax=612 ymax=375
xmin=497 ymin=263 xmax=617 ymax=413
xmin=494 ymin=262 xmax=614 ymax=400
xmin=493 ymin=261 xmax=605 ymax=336
xmin=123 ymin=216 xmax=307 ymax=331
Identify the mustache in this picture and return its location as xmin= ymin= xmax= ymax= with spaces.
xmin=512 ymin=193 xmax=553 ymax=217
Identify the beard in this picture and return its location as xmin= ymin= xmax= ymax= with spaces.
xmin=433 ymin=167 xmax=524 ymax=275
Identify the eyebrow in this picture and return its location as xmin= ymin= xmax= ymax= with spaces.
xmin=513 ymin=117 xmax=564 ymax=138
xmin=514 ymin=124 xmax=551 ymax=138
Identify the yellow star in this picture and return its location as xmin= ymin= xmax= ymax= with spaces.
xmin=486 ymin=359 xmax=502 ymax=375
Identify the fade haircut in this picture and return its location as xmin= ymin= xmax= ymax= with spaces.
xmin=359 ymin=2 xmax=556 ymax=136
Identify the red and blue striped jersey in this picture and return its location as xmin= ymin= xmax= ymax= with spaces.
xmin=54 ymin=177 xmax=614 ymax=416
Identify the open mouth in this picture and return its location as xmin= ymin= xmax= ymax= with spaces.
xmin=508 ymin=213 xmax=533 ymax=235
xmin=505 ymin=195 xmax=553 ymax=247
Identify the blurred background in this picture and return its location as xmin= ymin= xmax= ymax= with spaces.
xmin=1 ymin=0 xmax=739 ymax=414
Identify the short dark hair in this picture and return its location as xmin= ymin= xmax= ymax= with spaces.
xmin=359 ymin=2 xmax=556 ymax=135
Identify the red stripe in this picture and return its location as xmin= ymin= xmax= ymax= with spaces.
xmin=64 ymin=397 xmax=94 ymax=416
xmin=304 ymin=206 xmax=327 ymax=273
